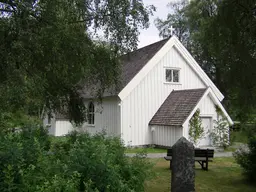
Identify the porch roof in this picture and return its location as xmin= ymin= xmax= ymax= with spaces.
xmin=149 ymin=88 xmax=207 ymax=126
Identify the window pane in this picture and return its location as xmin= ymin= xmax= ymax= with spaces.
xmin=89 ymin=102 xmax=94 ymax=112
xmin=88 ymin=114 xmax=91 ymax=124
xmin=92 ymin=114 xmax=94 ymax=124
xmin=173 ymin=70 xmax=179 ymax=82
xmin=166 ymin=69 xmax=172 ymax=82
xmin=88 ymin=102 xmax=95 ymax=125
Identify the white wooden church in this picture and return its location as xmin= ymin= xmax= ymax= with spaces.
xmin=44 ymin=36 xmax=233 ymax=147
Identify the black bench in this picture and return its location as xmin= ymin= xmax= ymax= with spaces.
xmin=164 ymin=148 xmax=214 ymax=171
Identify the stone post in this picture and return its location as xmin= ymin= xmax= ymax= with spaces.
xmin=171 ymin=137 xmax=195 ymax=192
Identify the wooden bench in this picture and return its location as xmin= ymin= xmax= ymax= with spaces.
xmin=164 ymin=148 xmax=214 ymax=171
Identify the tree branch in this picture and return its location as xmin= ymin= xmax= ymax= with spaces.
xmin=0 ymin=8 xmax=14 ymax=13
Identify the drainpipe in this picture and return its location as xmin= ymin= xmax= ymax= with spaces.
xmin=151 ymin=126 xmax=155 ymax=145
xmin=118 ymin=101 xmax=123 ymax=142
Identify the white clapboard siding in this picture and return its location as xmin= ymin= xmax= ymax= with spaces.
xmin=55 ymin=96 xmax=120 ymax=136
xmin=152 ymin=126 xmax=183 ymax=147
xmin=121 ymin=46 xmax=207 ymax=146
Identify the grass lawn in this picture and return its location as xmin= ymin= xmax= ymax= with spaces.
xmin=230 ymin=131 xmax=249 ymax=144
xmin=144 ymin=157 xmax=256 ymax=192
xmin=125 ymin=147 xmax=166 ymax=153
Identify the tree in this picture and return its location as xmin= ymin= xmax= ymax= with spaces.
xmin=210 ymin=106 xmax=230 ymax=149
xmin=154 ymin=0 xmax=190 ymax=46
xmin=202 ymin=0 xmax=256 ymax=121
xmin=155 ymin=0 xmax=256 ymax=121
xmin=0 ymin=0 xmax=154 ymax=126
xmin=189 ymin=109 xmax=204 ymax=146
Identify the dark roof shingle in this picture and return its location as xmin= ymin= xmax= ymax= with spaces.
xmin=119 ymin=38 xmax=169 ymax=89
xmin=149 ymin=88 xmax=207 ymax=126
xmin=81 ymin=39 xmax=169 ymax=97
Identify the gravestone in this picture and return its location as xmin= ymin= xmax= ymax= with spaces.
xmin=171 ymin=137 xmax=195 ymax=192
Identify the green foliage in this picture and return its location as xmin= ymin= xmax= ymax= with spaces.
xmin=0 ymin=110 xmax=41 ymax=134
xmin=189 ymin=109 xmax=204 ymax=146
xmin=234 ymin=136 xmax=256 ymax=183
xmin=0 ymin=0 xmax=154 ymax=125
xmin=0 ymin=125 xmax=50 ymax=192
xmin=230 ymin=130 xmax=249 ymax=144
xmin=155 ymin=0 xmax=190 ymax=47
xmin=0 ymin=127 xmax=153 ymax=192
xmin=155 ymin=0 xmax=256 ymax=120
xmin=210 ymin=106 xmax=230 ymax=149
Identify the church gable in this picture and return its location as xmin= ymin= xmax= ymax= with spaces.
xmin=118 ymin=36 xmax=224 ymax=101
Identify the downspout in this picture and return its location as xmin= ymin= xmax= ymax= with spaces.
xmin=118 ymin=100 xmax=123 ymax=142
xmin=151 ymin=126 xmax=155 ymax=145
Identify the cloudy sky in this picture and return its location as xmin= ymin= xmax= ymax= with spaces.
xmin=138 ymin=0 xmax=172 ymax=48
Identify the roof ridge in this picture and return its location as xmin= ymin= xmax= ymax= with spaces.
xmin=122 ymin=38 xmax=169 ymax=56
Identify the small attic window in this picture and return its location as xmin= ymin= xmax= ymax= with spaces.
xmin=165 ymin=68 xmax=180 ymax=83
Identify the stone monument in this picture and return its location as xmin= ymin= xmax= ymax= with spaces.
xmin=171 ymin=137 xmax=195 ymax=192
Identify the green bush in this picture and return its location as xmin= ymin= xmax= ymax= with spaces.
xmin=0 ymin=128 xmax=153 ymax=191
xmin=233 ymin=136 xmax=256 ymax=182
xmin=189 ymin=109 xmax=204 ymax=146
xmin=54 ymin=132 xmax=153 ymax=191
xmin=0 ymin=125 xmax=50 ymax=191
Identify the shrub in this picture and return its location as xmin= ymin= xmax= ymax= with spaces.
xmin=210 ymin=106 xmax=230 ymax=149
xmin=0 ymin=125 xmax=49 ymax=192
xmin=64 ymin=132 xmax=153 ymax=191
xmin=0 ymin=128 xmax=153 ymax=192
xmin=233 ymin=136 xmax=256 ymax=182
xmin=189 ymin=109 xmax=204 ymax=146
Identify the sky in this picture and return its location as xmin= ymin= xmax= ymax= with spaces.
xmin=138 ymin=0 xmax=172 ymax=48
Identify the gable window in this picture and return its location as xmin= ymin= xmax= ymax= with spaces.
xmin=165 ymin=68 xmax=180 ymax=83
xmin=88 ymin=102 xmax=95 ymax=125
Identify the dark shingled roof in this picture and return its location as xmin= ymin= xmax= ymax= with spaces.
xmin=149 ymin=88 xmax=207 ymax=126
xmin=119 ymin=38 xmax=169 ymax=89
xmin=80 ymin=38 xmax=169 ymax=97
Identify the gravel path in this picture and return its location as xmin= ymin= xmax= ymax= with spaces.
xmin=125 ymin=151 xmax=233 ymax=158
xmin=126 ymin=142 xmax=248 ymax=158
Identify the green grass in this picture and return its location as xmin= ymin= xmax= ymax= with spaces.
xmin=224 ymin=146 xmax=237 ymax=152
xmin=230 ymin=131 xmax=249 ymax=143
xmin=125 ymin=147 xmax=166 ymax=153
xmin=144 ymin=157 xmax=256 ymax=192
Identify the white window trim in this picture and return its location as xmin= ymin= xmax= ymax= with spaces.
xmin=164 ymin=67 xmax=181 ymax=84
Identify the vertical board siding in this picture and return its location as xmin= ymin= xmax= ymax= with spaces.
xmin=43 ymin=116 xmax=56 ymax=135
xmin=55 ymin=120 xmax=73 ymax=136
xmin=55 ymin=97 xmax=120 ymax=137
xmin=122 ymin=47 xmax=206 ymax=146
xmin=198 ymin=94 xmax=217 ymax=116
xmin=153 ymin=126 xmax=183 ymax=147
xmin=183 ymin=93 xmax=218 ymax=146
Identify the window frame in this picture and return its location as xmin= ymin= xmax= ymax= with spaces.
xmin=87 ymin=102 xmax=95 ymax=126
xmin=164 ymin=67 xmax=181 ymax=84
